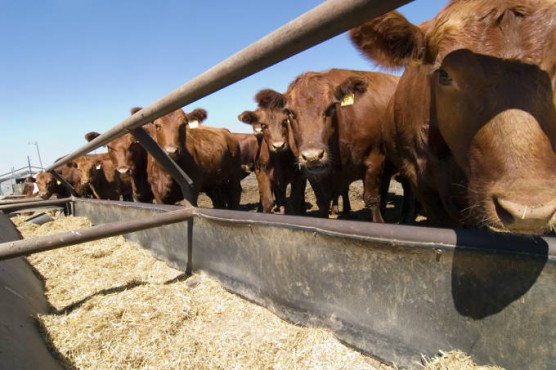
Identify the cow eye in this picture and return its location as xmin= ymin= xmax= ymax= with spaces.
xmin=282 ymin=119 xmax=289 ymax=127
xmin=438 ymin=68 xmax=452 ymax=85
xmin=260 ymin=123 xmax=268 ymax=130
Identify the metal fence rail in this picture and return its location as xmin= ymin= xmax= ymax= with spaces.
xmin=45 ymin=0 xmax=412 ymax=172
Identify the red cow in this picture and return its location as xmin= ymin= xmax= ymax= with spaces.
xmin=22 ymin=176 xmax=36 ymax=198
xmin=147 ymin=108 xmax=243 ymax=209
xmin=35 ymin=171 xmax=67 ymax=199
xmin=232 ymin=132 xmax=262 ymax=179
xmin=74 ymin=153 xmax=125 ymax=200
xmin=35 ymin=160 xmax=92 ymax=199
xmin=350 ymin=0 xmax=556 ymax=234
xmin=86 ymin=108 xmax=154 ymax=203
xmin=239 ymin=89 xmax=306 ymax=214
xmin=278 ymin=69 xmax=399 ymax=221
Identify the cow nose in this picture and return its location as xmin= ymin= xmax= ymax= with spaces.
xmin=272 ymin=141 xmax=286 ymax=151
xmin=301 ymin=149 xmax=325 ymax=162
xmin=495 ymin=197 xmax=556 ymax=232
xmin=165 ymin=146 xmax=179 ymax=155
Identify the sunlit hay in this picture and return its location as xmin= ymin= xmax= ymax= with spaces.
xmin=12 ymin=213 xmax=504 ymax=369
xmin=421 ymin=350 xmax=504 ymax=370
xmin=14 ymin=214 xmax=387 ymax=369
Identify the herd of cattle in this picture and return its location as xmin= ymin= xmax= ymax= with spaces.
xmin=27 ymin=1 xmax=556 ymax=236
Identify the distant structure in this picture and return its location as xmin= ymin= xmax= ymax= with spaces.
xmin=0 ymin=164 xmax=43 ymax=197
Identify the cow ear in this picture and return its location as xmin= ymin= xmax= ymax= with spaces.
xmin=349 ymin=10 xmax=426 ymax=68
xmin=130 ymin=107 xmax=143 ymax=115
xmin=238 ymin=111 xmax=259 ymax=125
xmin=85 ymin=132 xmax=101 ymax=142
xmin=186 ymin=108 xmax=208 ymax=124
xmin=255 ymin=89 xmax=286 ymax=109
xmin=335 ymin=77 xmax=368 ymax=106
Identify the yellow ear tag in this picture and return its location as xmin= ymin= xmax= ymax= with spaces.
xmin=340 ymin=93 xmax=355 ymax=107
xmin=56 ymin=180 xmax=62 ymax=185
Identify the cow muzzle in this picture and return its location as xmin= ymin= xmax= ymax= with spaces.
xmin=164 ymin=146 xmax=180 ymax=158
xmin=299 ymin=148 xmax=329 ymax=175
xmin=271 ymin=141 xmax=287 ymax=152
xmin=492 ymin=197 xmax=556 ymax=234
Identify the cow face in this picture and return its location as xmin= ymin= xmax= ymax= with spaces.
xmin=152 ymin=108 xmax=208 ymax=159
xmin=106 ymin=133 xmax=144 ymax=175
xmin=74 ymin=156 xmax=103 ymax=185
xmin=35 ymin=171 xmax=58 ymax=199
xmin=350 ymin=1 xmax=556 ymax=234
xmin=284 ymin=72 xmax=367 ymax=176
xmin=239 ymin=89 xmax=290 ymax=154
xmin=152 ymin=109 xmax=188 ymax=159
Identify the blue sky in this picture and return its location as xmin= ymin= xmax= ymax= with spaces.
xmin=0 ymin=0 xmax=447 ymax=176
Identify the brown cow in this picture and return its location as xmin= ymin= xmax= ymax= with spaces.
xmin=74 ymin=153 xmax=124 ymax=200
xmin=87 ymin=108 xmax=154 ymax=203
xmin=35 ymin=171 xmax=67 ymax=199
xmin=22 ymin=176 xmax=36 ymax=198
xmin=279 ymin=69 xmax=399 ymax=221
xmin=147 ymin=108 xmax=243 ymax=208
xmin=233 ymin=132 xmax=262 ymax=178
xmin=239 ymin=89 xmax=307 ymax=215
xmin=350 ymin=0 xmax=556 ymax=234
xmin=35 ymin=160 xmax=92 ymax=199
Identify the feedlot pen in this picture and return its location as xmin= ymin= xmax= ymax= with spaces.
xmin=1 ymin=0 xmax=555 ymax=368
xmin=1 ymin=197 xmax=554 ymax=369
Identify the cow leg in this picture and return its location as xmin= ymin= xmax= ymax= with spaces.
xmin=206 ymin=189 xmax=226 ymax=209
xmin=288 ymin=174 xmax=307 ymax=215
xmin=255 ymin=170 xmax=274 ymax=213
xmin=309 ymin=178 xmax=332 ymax=218
xmin=226 ymin=176 xmax=242 ymax=210
xmin=363 ymin=153 xmax=386 ymax=223
xmin=274 ymin=185 xmax=287 ymax=214
xmin=341 ymin=190 xmax=351 ymax=214
xmin=399 ymin=175 xmax=417 ymax=224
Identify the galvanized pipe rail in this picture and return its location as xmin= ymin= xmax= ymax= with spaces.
xmin=0 ymin=198 xmax=72 ymax=213
xmin=0 ymin=206 xmax=195 ymax=261
xmin=45 ymin=0 xmax=412 ymax=172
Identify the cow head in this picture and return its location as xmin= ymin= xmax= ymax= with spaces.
xmin=239 ymin=89 xmax=290 ymax=153
xmin=95 ymin=108 xmax=149 ymax=176
xmin=284 ymin=71 xmax=368 ymax=176
xmin=74 ymin=156 xmax=103 ymax=185
xmin=35 ymin=171 xmax=58 ymax=199
xmin=350 ymin=1 xmax=556 ymax=234
xmin=105 ymin=133 xmax=142 ymax=175
xmin=152 ymin=108 xmax=207 ymax=159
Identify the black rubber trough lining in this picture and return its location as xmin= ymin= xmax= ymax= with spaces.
xmin=61 ymin=198 xmax=555 ymax=370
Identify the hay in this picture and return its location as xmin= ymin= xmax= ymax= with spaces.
xmin=421 ymin=350 xmax=504 ymax=370
xmin=12 ymin=214 xmax=504 ymax=369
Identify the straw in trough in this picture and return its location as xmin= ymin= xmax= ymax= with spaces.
xmin=13 ymin=213 xmax=503 ymax=369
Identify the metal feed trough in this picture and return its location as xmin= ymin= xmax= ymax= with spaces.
xmin=0 ymin=1 xmax=554 ymax=369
